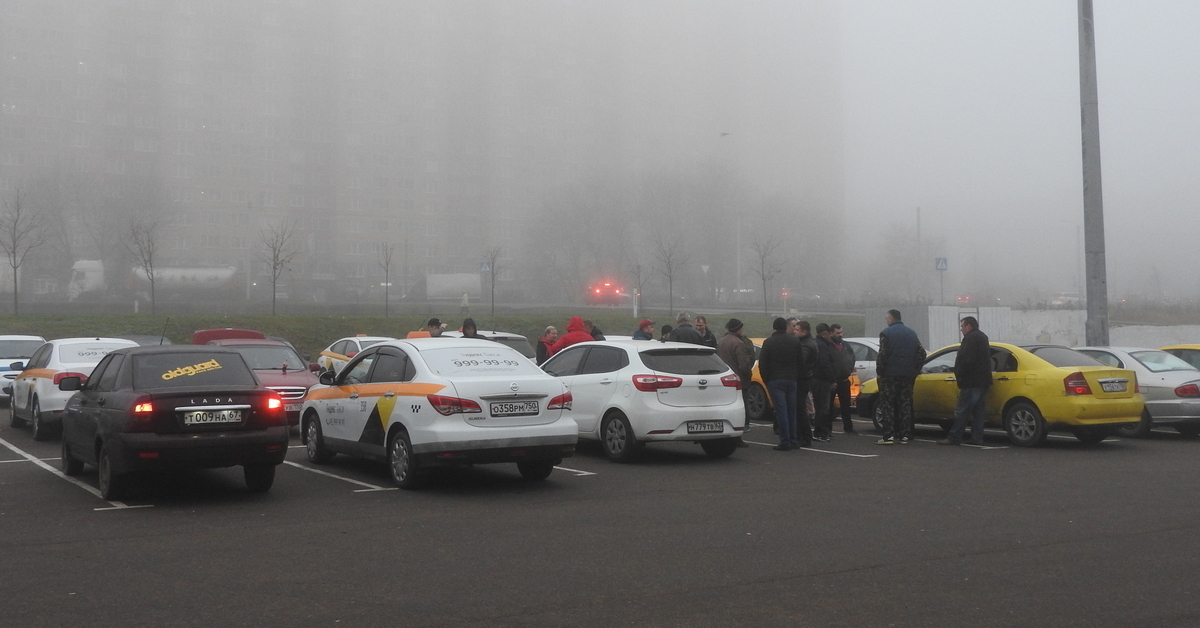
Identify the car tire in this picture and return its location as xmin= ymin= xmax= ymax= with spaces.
xmin=244 ymin=464 xmax=276 ymax=493
xmin=745 ymin=383 xmax=770 ymax=423
xmin=700 ymin=438 xmax=739 ymax=458
xmin=601 ymin=412 xmax=641 ymax=463
xmin=1004 ymin=401 xmax=1047 ymax=447
xmin=517 ymin=460 xmax=555 ymax=481
xmin=871 ymin=402 xmax=884 ymax=433
xmin=305 ymin=414 xmax=335 ymax=464
xmin=61 ymin=437 xmax=83 ymax=476
xmin=98 ymin=444 xmax=125 ymax=501
xmin=387 ymin=430 xmax=422 ymax=489
xmin=1175 ymin=424 xmax=1200 ymax=437
xmin=1117 ymin=409 xmax=1152 ymax=439
xmin=1073 ymin=427 xmax=1108 ymax=444
xmin=30 ymin=397 xmax=50 ymax=442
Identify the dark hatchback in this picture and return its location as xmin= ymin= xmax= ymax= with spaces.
xmin=59 ymin=345 xmax=290 ymax=499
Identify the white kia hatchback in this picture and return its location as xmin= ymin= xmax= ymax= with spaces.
xmin=541 ymin=339 xmax=746 ymax=461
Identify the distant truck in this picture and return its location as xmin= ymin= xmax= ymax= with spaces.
xmin=68 ymin=260 xmax=238 ymax=301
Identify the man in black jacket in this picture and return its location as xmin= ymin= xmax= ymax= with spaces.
xmin=793 ymin=320 xmax=818 ymax=446
xmin=938 ymin=316 xmax=991 ymax=446
xmin=812 ymin=323 xmax=838 ymax=441
xmin=666 ymin=312 xmax=704 ymax=345
xmin=830 ymin=324 xmax=858 ymax=434
xmin=759 ymin=317 xmax=803 ymax=450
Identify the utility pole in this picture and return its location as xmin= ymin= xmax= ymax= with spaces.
xmin=1078 ymin=0 xmax=1109 ymax=344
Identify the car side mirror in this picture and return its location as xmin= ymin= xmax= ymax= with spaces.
xmin=309 ymin=363 xmax=321 ymax=372
xmin=58 ymin=376 xmax=82 ymax=391
xmin=10 ymin=361 xmax=24 ymax=371
xmin=319 ymin=371 xmax=336 ymax=385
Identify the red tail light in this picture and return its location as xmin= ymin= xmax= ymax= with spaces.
xmin=126 ymin=396 xmax=156 ymax=432
xmin=632 ymin=374 xmax=683 ymax=392
xmin=1064 ymin=372 xmax=1092 ymax=395
xmin=267 ymin=397 xmax=283 ymax=410
xmin=346 ymin=351 xmax=358 ymax=358
xmin=427 ymin=394 xmax=483 ymax=415
xmin=721 ymin=374 xmax=742 ymax=390
xmin=134 ymin=402 xmax=154 ymax=413
xmin=548 ymin=392 xmax=573 ymax=411
xmin=53 ymin=371 xmax=89 ymax=385
xmin=1175 ymin=383 xmax=1200 ymax=398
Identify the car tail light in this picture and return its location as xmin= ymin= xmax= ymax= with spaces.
xmin=1176 ymin=383 xmax=1200 ymax=398
xmin=427 ymin=394 xmax=483 ymax=415
xmin=632 ymin=374 xmax=683 ymax=392
xmin=721 ymin=374 xmax=742 ymax=390
xmin=53 ymin=371 xmax=89 ymax=385
xmin=346 ymin=351 xmax=358 ymax=358
xmin=126 ymin=396 xmax=156 ymax=432
xmin=548 ymin=392 xmax=573 ymax=411
xmin=1064 ymin=372 xmax=1092 ymax=395
xmin=134 ymin=402 xmax=154 ymax=413
xmin=267 ymin=397 xmax=283 ymax=410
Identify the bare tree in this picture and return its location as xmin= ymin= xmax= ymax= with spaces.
xmin=378 ymin=243 xmax=395 ymax=317
xmin=126 ymin=218 xmax=162 ymax=315
xmin=0 ymin=189 xmax=50 ymax=316
xmin=482 ymin=246 xmax=502 ymax=317
xmin=749 ymin=236 xmax=783 ymax=315
xmin=257 ymin=216 xmax=300 ymax=316
xmin=653 ymin=235 xmax=689 ymax=315
xmin=626 ymin=260 xmax=651 ymax=316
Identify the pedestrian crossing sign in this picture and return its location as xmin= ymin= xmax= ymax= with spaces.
xmin=935 ymin=257 xmax=948 ymax=272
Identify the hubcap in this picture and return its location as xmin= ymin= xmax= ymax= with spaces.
xmin=1011 ymin=409 xmax=1036 ymax=440
xmin=605 ymin=420 xmax=626 ymax=454
xmin=747 ymin=388 xmax=764 ymax=414
xmin=390 ymin=438 xmax=409 ymax=482
xmin=306 ymin=422 xmax=318 ymax=457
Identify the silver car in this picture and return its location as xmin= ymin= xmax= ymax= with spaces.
xmin=1075 ymin=346 xmax=1200 ymax=437
xmin=842 ymin=337 xmax=880 ymax=384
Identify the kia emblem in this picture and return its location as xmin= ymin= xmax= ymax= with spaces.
xmin=699 ymin=379 xmax=708 ymax=386
xmin=510 ymin=382 xmax=519 ymax=392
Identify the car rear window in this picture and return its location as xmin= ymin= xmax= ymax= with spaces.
xmin=59 ymin=342 xmax=134 ymax=364
xmin=1029 ymin=346 xmax=1104 ymax=368
xmin=229 ymin=345 xmax=306 ymax=370
xmin=639 ymin=348 xmax=729 ymax=375
xmin=421 ymin=346 xmax=546 ymax=378
xmin=133 ymin=352 xmax=258 ymax=389
xmin=493 ymin=337 xmax=535 ymax=358
xmin=1130 ymin=350 xmax=1197 ymax=373
xmin=0 ymin=340 xmax=43 ymax=359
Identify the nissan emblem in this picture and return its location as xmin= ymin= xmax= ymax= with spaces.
xmin=510 ymin=382 xmax=519 ymax=392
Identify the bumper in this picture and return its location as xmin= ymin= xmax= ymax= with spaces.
xmin=415 ymin=442 xmax=576 ymax=467
xmin=411 ymin=416 xmax=579 ymax=460
xmin=1044 ymin=396 xmax=1144 ymax=427
xmin=108 ymin=426 xmax=290 ymax=474
xmin=626 ymin=402 xmax=746 ymax=443
xmin=1146 ymin=399 xmax=1200 ymax=424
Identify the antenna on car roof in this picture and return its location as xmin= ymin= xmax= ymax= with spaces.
xmin=159 ymin=318 xmax=170 ymax=345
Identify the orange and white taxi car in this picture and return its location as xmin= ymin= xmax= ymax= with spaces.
xmin=299 ymin=337 xmax=577 ymax=488
xmin=6 ymin=337 xmax=139 ymax=440
xmin=317 ymin=335 xmax=395 ymax=374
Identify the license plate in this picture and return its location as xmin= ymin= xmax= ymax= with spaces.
xmin=687 ymin=421 xmax=724 ymax=434
xmin=285 ymin=403 xmax=302 ymax=413
xmin=1101 ymin=381 xmax=1126 ymax=393
xmin=490 ymin=401 xmax=539 ymax=417
xmin=183 ymin=409 xmax=242 ymax=425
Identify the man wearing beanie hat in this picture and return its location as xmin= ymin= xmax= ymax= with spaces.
xmin=717 ymin=318 xmax=756 ymax=447
xmin=758 ymin=317 xmax=804 ymax=450
xmin=633 ymin=319 xmax=655 ymax=340
xmin=666 ymin=311 xmax=703 ymax=345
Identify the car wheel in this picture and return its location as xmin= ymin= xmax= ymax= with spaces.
xmin=517 ymin=460 xmax=555 ymax=481
xmin=745 ymin=383 xmax=770 ymax=423
xmin=30 ymin=397 xmax=50 ymax=441
xmin=387 ymin=430 xmax=422 ymax=489
xmin=244 ymin=464 xmax=276 ymax=493
xmin=1073 ymin=427 xmax=1108 ymax=444
xmin=61 ymin=437 xmax=83 ymax=476
xmin=871 ymin=402 xmax=884 ymax=433
xmin=700 ymin=438 xmax=739 ymax=458
xmin=305 ymin=415 xmax=335 ymax=464
xmin=601 ymin=412 xmax=641 ymax=462
xmin=1175 ymin=424 xmax=1200 ymax=437
xmin=1004 ymin=401 xmax=1047 ymax=447
xmin=1116 ymin=409 xmax=1152 ymax=439
xmin=98 ymin=444 xmax=125 ymax=501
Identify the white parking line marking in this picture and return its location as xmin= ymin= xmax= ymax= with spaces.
xmin=745 ymin=440 xmax=878 ymax=458
xmin=0 ymin=457 xmax=60 ymax=464
xmin=282 ymin=460 xmax=397 ymax=491
xmin=0 ymin=436 xmax=149 ymax=510
xmin=554 ymin=466 xmax=596 ymax=476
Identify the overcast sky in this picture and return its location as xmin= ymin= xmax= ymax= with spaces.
xmin=837 ymin=1 xmax=1200 ymax=301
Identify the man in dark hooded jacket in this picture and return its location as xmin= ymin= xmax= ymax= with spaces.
xmin=759 ymin=317 xmax=803 ymax=450
xmin=547 ymin=316 xmax=594 ymax=357
xmin=460 ymin=318 xmax=486 ymax=340
xmin=812 ymin=323 xmax=838 ymax=441
xmin=666 ymin=312 xmax=703 ymax=345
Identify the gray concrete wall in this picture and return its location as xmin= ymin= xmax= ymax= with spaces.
xmin=1110 ymin=325 xmax=1200 ymax=348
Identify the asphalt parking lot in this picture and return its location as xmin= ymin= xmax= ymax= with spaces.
xmin=3 ymin=417 xmax=1200 ymax=627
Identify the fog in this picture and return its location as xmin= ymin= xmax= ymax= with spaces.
xmin=1 ymin=1 xmax=1196 ymax=310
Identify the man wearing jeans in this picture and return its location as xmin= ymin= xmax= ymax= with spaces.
xmin=939 ymin=316 xmax=992 ymax=446
xmin=758 ymin=317 xmax=803 ymax=450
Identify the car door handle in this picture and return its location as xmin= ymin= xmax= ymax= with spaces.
xmin=600 ymin=379 xmax=613 ymax=385
xmin=997 ymin=377 xmax=1011 ymax=381
xmin=383 ymin=391 xmax=395 ymax=398
xmin=349 ymin=393 xmax=359 ymax=399
xmin=943 ymin=378 xmax=956 ymax=382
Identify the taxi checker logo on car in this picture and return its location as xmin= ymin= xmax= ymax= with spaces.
xmin=161 ymin=359 xmax=223 ymax=380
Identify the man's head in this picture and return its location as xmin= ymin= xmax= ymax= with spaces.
xmin=830 ymin=323 xmax=843 ymax=342
xmin=797 ymin=320 xmax=811 ymax=337
xmin=583 ymin=320 xmax=596 ymax=333
xmin=639 ymin=319 xmax=655 ymax=335
xmin=786 ymin=317 xmax=799 ymax=336
xmin=543 ymin=325 xmax=558 ymax=341
xmin=815 ymin=322 xmax=831 ymax=338
xmin=676 ymin=311 xmax=692 ymax=326
xmin=426 ymin=318 xmax=444 ymax=336
xmin=886 ymin=309 xmax=902 ymax=325
xmin=960 ymin=316 xmax=978 ymax=335
xmin=772 ymin=317 xmax=788 ymax=333
xmin=725 ymin=318 xmax=744 ymax=336
xmin=695 ymin=315 xmax=708 ymax=334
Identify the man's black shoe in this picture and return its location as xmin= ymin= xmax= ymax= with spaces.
xmin=773 ymin=444 xmax=792 ymax=451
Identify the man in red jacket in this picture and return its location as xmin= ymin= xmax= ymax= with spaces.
xmin=547 ymin=316 xmax=595 ymax=357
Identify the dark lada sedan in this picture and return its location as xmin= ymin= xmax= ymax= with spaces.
xmin=59 ymin=346 xmax=289 ymax=499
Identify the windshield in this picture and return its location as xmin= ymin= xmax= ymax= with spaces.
xmin=494 ymin=337 xmax=535 ymax=358
xmin=133 ymin=352 xmax=258 ymax=389
xmin=1130 ymin=350 xmax=1197 ymax=373
xmin=0 ymin=340 xmax=43 ymax=359
xmin=229 ymin=345 xmax=306 ymax=370
xmin=639 ymin=349 xmax=729 ymax=375
xmin=1030 ymin=346 xmax=1104 ymax=368
xmin=421 ymin=346 xmax=545 ymax=378
xmin=359 ymin=340 xmax=384 ymax=350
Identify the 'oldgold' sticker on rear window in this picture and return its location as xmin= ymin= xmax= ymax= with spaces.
xmin=162 ymin=359 xmax=223 ymax=380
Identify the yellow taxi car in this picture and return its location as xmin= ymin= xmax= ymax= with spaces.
xmin=1159 ymin=345 xmax=1200 ymax=370
xmin=747 ymin=338 xmax=860 ymax=423
xmin=855 ymin=342 xmax=1143 ymax=446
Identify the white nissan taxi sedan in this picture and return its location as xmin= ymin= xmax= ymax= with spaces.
xmin=7 ymin=337 xmax=139 ymax=440
xmin=541 ymin=339 xmax=746 ymax=462
xmin=299 ymin=337 xmax=577 ymax=488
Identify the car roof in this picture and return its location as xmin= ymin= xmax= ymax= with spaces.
xmin=441 ymin=330 xmax=528 ymax=340
xmin=208 ymin=338 xmax=290 ymax=347
xmin=50 ymin=337 xmax=139 ymax=346
xmin=571 ymin=338 xmax=717 ymax=352
xmin=339 ymin=336 xmax=394 ymax=343
xmin=379 ymin=337 xmax=527 ymax=351
xmin=1075 ymin=346 xmax=1162 ymax=353
xmin=112 ymin=344 xmax=246 ymax=356
xmin=0 ymin=335 xmax=46 ymax=341
xmin=1160 ymin=344 xmax=1200 ymax=350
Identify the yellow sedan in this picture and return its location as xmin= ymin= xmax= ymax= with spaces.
xmin=855 ymin=342 xmax=1143 ymax=446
